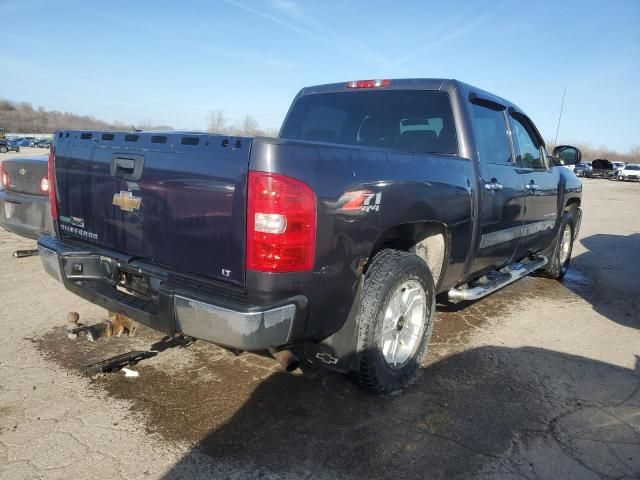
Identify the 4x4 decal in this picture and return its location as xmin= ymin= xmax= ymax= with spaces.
xmin=340 ymin=190 xmax=382 ymax=212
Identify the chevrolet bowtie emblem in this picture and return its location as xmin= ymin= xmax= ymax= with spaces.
xmin=112 ymin=191 xmax=141 ymax=212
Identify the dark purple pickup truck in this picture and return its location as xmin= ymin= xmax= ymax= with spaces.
xmin=38 ymin=79 xmax=583 ymax=392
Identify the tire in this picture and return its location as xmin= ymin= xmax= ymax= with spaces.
xmin=537 ymin=208 xmax=576 ymax=280
xmin=0 ymin=146 xmax=7 ymax=154
xmin=353 ymin=249 xmax=436 ymax=393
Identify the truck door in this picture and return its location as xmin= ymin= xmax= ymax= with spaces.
xmin=508 ymin=112 xmax=560 ymax=255
xmin=468 ymin=100 xmax=527 ymax=276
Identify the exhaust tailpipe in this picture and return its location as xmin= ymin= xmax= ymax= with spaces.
xmin=269 ymin=348 xmax=299 ymax=373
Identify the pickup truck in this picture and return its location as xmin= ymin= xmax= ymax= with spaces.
xmin=37 ymin=79 xmax=583 ymax=393
xmin=0 ymin=139 xmax=20 ymax=154
xmin=0 ymin=154 xmax=53 ymax=239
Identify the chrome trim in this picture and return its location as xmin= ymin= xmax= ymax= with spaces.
xmin=38 ymin=245 xmax=62 ymax=282
xmin=480 ymin=219 xmax=556 ymax=249
xmin=174 ymin=295 xmax=296 ymax=350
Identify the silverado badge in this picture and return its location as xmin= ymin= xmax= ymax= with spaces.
xmin=112 ymin=191 xmax=141 ymax=212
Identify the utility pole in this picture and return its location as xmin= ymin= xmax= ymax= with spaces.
xmin=554 ymin=86 xmax=567 ymax=146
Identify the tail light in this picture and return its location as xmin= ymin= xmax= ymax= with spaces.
xmin=48 ymin=145 xmax=58 ymax=220
xmin=0 ymin=163 xmax=8 ymax=189
xmin=247 ymin=171 xmax=316 ymax=272
xmin=40 ymin=177 xmax=49 ymax=193
xmin=346 ymin=79 xmax=390 ymax=89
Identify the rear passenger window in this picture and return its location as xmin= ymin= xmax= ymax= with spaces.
xmin=299 ymin=105 xmax=348 ymax=143
xmin=470 ymin=103 xmax=512 ymax=165
xmin=281 ymin=90 xmax=457 ymax=155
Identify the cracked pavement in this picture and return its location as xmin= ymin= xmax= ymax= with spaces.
xmin=0 ymin=178 xmax=639 ymax=479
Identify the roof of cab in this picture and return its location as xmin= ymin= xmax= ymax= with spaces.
xmin=298 ymin=78 xmax=520 ymax=112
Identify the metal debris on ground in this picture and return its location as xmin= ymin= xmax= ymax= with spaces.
xmin=84 ymin=351 xmax=157 ymax=374
xmin=12 ymin=249 xmax=39 ymax=258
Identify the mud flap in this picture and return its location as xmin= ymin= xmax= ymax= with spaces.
xmin=302 ymin=279 xmax=363 ymax=373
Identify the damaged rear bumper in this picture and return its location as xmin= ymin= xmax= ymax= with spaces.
xmin=37 ymin=235 xmax=304 ymax=351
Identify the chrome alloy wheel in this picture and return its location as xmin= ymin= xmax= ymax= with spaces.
xmin=381 ymin=280 xmax=427 ymax=368
xmin=559 ymin=225 xmax=572 ymax=265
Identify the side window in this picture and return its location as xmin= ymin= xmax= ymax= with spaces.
xmin=470 ymin=102 xmax=512 ymax=165
xmin=510 ymin=115 xmax=545 ymax=169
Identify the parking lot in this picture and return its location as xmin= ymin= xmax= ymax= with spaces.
xmin=0 ymin=173 xmax=638 ymax=479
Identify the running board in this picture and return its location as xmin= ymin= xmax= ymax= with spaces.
xmin=448 ymin=256 xmax=548 ymax=302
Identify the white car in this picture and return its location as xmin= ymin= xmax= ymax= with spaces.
xmin=617 ymin=164 xmax=640 ymax=181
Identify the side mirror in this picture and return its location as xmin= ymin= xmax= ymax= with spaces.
xmin=552 ymin=145 xmax=582 ymax=166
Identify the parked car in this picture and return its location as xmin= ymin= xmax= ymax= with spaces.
xmin=35 ymin=139 xmax=52 ymax=149
xmin=12 ymin=138 xmax=33 ymax=148
xmin=612 ymin=162 xmax=626 ymax=172
xmin=0 ymin=139 xmax=20 ymax=154
xmin=0 ymin=154 xmax=53 ymax=239
xmin=38 ymin=79 xmax=583 ymax=393
xmin=573 ymin=162 xmax=592 ymax=177
xmin=589 ymin=159 xmax=615 ymax=178
xmin=617 ymin=163 xmax=640 ymax=181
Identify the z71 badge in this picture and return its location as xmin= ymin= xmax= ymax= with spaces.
xmin=340 ymin=190 xmax=382 ymax=213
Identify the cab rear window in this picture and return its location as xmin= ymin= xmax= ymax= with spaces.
xmin=280 ymin=90 xmax=457 ymax=155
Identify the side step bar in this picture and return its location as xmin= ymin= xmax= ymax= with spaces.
xmin=448 ymin=256 xmax=548 ymax=302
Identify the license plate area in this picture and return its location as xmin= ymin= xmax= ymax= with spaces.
xmin=115 ymin=268 xmax=159 ymax=299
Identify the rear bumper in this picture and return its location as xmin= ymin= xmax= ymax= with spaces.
xmin=0 ymin=190 xmax=53 ymax=240
xmin=37 ymin=235 xmax=305 ymax=351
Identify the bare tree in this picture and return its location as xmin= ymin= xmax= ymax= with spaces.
xmin=240 ymin=114 xmax=260 ymax=136
xmin=207 ymin=109 xmax=227 ymax=134
xmin=264 ymin=127 xmax=280 ymax=138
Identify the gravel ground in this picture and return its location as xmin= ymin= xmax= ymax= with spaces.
xmin=0 ymin=177 xmax=638 ymax=480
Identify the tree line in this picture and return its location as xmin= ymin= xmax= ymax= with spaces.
xmin=2 ymin=99 xmax=637 ymax=162
xmin=0 ymin=100 xmax=172 ymax=133
xmin=546 ymin=140 xmax=640 ymax=164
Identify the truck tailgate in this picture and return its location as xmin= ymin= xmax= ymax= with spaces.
xmin=54 ymin=132 xmax=250 ymax=286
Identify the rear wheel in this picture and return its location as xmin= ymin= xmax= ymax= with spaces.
xmin=353 ymin=249 xmax=435 ymax=393
xmin=537 ymin=208 xmax=576 ymax=280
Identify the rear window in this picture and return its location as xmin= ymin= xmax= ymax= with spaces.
xmin=626 ymin=165 xmax=640 ymax=170
xmin=280 ymin=90 xmax=457 ymax=155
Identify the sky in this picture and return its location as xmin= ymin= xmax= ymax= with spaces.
xmin=1 ymin=0 xmax=638 ymax=151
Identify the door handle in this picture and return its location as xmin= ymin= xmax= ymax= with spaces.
xmin=525 ymin=183 xmax=540 ymax=191
xmin=484 ymin=179 xmax=504 ymax=191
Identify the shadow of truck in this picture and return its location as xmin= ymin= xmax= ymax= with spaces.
xmin=161 ymin=346 xmax=640 ymax=480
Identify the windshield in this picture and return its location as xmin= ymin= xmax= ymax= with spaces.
xmin=281 ymin=90 xmax=457 ymax=155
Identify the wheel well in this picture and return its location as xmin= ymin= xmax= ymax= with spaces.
xmin=366 ymin=222 xmax=448 ymax=287
xmin=565 ymin=198 xmax=580 ymax=211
